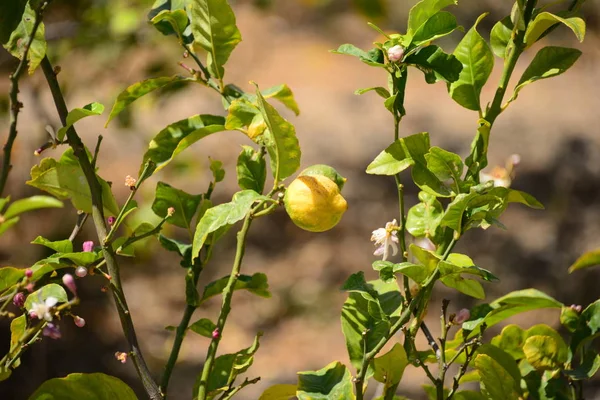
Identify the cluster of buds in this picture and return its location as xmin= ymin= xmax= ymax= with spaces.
xmin=115 ymin=351 xmax=128 ymax=364
xmin=124 ymin=175 xmax=137 ymax=190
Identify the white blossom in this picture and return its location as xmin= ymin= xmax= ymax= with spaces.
xmin=29 ymin=296 xmax=58 ymax=321
xmin=371 ymin=219 xmax=399 ymax=261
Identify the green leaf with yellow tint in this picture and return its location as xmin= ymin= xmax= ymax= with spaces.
xmin=525 ymin=12 xmax=585 ymax=47
xmin=56 ymin=102 xmax=104 ymax=141
xmin=569 ymin=249 xmax=600 ymax=273
xmin=259 ymin=384 xmax=297 ymax=400
xmin=474 ymin=354 xmax=521 ymax=400
xmin=297 ymin=361 xmax=355 ymax=400
xmin=28 ymin=373 xmax=137 ymax=400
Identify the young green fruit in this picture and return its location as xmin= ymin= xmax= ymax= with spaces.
xmin=284 ymin=174 xmax=348 ymax=232
xmin=298 ymin=164 xmax=347 ymax=191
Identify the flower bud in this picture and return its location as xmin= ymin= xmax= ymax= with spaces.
xmin=107 ymin=216 xmax=116 ymax=226
xmin=13 ymin=292 xmax=25 ymax=308
xmin=75 ymin=266 xmax=88 ymax=278
xmin=570 ymin=304 xmax=583 ymax=313
xmin=453 ymin=308 xmax=471 ymax=324
xmin=124 ymin=175 xmax=137 ymax=189
xmin=25 ymin=269 xmax=33 ymax=279
xmin=212 ymin=328 xmax=220 ymax=340
xmin=167 ymin=207 xmax=175 ymax=217
xmin=73 ymin=315 xmax=86 ymax=328
xmin=62 ymin=274 xmax=77 ymax=296
xmin=82 ymin=241 xmax=94 ymax=252
xmin=387 ymin=45 xmax=405 ymax=63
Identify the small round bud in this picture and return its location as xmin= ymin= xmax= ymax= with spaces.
xmin=387 ymin=45 xmax=405 ymax=63
xmin=75 ymin=266 xmax=88 ymax=278
xmin=570 ymin=304 xmax=583 ymax=313
xmin=167 ymin=207 xmax=175 ymax=217
xmin=13 ymin=292 xmax=25 ymax=308
xmin=82 ymin=241 xmax=94 ymax=252
xmin=73 ymin=315 xmax=86 ymax=328
xmin=25 ymin=269 xmax=33 ymax=279
xmin=510 ymin=154 xmax=521 ymax=167
xmin=212 ymin=328 xmax=220 ymax=340
xmin=107 ymin=216 xmax=116 ymax=226
xmin=29 ymin=311 xmax=38 ymax=319
xmin=34 ymin=148 xmax=43 ymax=156
xmin=453 ymin=308 xmax=471 ymax=324
xmin=62 ymin=274 xmax=77 ymax=296
xmin=25 ymin=283 xmax=34 ymax=292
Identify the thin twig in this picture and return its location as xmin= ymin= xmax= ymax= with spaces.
xmin=68 ymin=212 xmax=88 ymax=242
xmin=0 ymin=2 xmax=48 ymax=196
xmin=40 ymin=56 xmax=162 ymax=400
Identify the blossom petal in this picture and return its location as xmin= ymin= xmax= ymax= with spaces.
xmin=45 ymin=297 xmax=58 ymax=307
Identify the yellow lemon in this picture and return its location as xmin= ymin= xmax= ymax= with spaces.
xmin=284 ymin=174 xmax=348 ymax=232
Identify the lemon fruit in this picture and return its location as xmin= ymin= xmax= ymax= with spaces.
xmin=299 ymin=164 xmax=347 ymax=191
xmin=284 ymin=174 xmax=348 ymax=232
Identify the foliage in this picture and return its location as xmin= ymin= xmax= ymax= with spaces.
xmin=0 ymin=0 xmax=596 ymax=400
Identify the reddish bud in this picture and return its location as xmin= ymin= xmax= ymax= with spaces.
xmin=75 ymin=266 xmax=88 ymax=278
xmin=107 ymin=216 xmax=116 ymax=226
xmin=25 ymin=269 xmax=33 ymax=279
xmin=73 ymin=315 xmax=86 ymax=328
xmin=387 ymin=45 xmax=405 ymax=63
xmin=13 ymin=292 xmax=25 ymax=308
xmin=82 ymin=241 xmax=94 ymax=252
xmin=115 ymin=351 xmax=128 ymax=364
xmin=453 ymin=308 xmax=471 ymax=325
xmin=25 ymin=283 xmax=35 ymax=292
xmin=62 ymin=274 xmax=77 ymax=296
xmin=212 ymin=328 xmax=220 ymax=340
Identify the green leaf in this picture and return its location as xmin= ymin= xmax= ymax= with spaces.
xmin=10 ymin=314 xmax=26 ymax=368
xmin=58 ymin=251 xmax=102 ymax=265
xmin=254 ymin=87 xmax=301 ymax=182
xmin=525 ymin=12 xmax=585 ymax=47
xmin=331 ymin=44 xmax=385 ymax=68
xmin=252 ymin=84 xmax=300 ymax=116
xmin=351 ymin=0 xmax=386 ymax=19
xmin=523 ymin=335 xmax=568 ymax=371
xmin=190 ymin=0 xmax=242 ymax=83
xmin=569 ymin=249 xmax=600 ymax=273
xmin=448 ymin=13 xmax=493 ymax=111
xmin=406 ymin=191 xmax=444 ymax=239
xmin=209 ymin=158 xmax=225 ymax=183
xmin=152 ymin=182 xmax=202 ymax=230
xmin=465 ymin=119 xmax=491 ymax=174
xmin=506 ymin=189 xmax=544 ymax=209
xmin=189 ymin=318 xmax=216 ymax=338
xmin=440 ymin=273 xmax=485 ymax=299
xmin=564 ymin=351 xmax=600 ymax=380
xmin=31 ymin=236 xmax=73 ymax=253
xmin=105 ymin=75 xmax=193 ymax=126
xmin=4 ymin=196 xmax=63 ymax=219
xmin=475 ymin=344 xmax=522 ymax=384
xmin=0 ymin=217 xmax=19 ymax=237
xmin=28 ymin=373 xmax=137 ymax=400
xmin=411 ymin=11 xmax=460 ymax=45
xmin=511 ymin=46 xmax=582 ymax=103
xmin=200 ymin=273 xmax=271 ymax=304
xmin=463 ymin=289 xmax=563 ymax=336
xmin=259 ymin=384 xmax=297 ymax=400
xmin=407 ymin=0 xmax=457 ymax=37
xmin=150 ymin=9 xmax=189 ymax=42
xmin=440 ymin=192 xmax=479 ymax=234
xmin=236 ymin=146 xmax=266 ymax=194
xmin=491 ymin=324 xmax=525 ymax=359
xmin=296 ymin=361 xmax=355 ymax=400
xmin=367 ymin=132 xmax=430 ymax=176
xmin=404 ymin=45 xmax=462 ymax=84
xmin=27 ymin=150 xmax=119 ymax=216
xmin=142 ymin=114 xmax=225 ymax=173
xmin=0 ymin=0 xmax=27 ymax=45
xmin=3 ymin=3 xmax=46 ymax=74
xmin=425 ymin=146 xmax=463 ymax=187
xmin=474 ymin=354 xmax=521 ymax=400
xmin=192 ymin=190 xmax=267 ymax=259
xmin=355 ymin=87 xmax=390 ymax=99
xmin=24 ymin=283 xmax=68 ymax=311
xmin=490 ymin=16 xmax=513 ymax=59
xmin=373 ymin=343 xmax=408 ymax=390
xmin=0 ymin=267 xmax=25 ymax=293
xmin=56 ymin=102 xmax=105 ymax=141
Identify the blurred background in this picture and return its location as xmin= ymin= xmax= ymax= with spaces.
xmin=1 ymin=0 xmax=600 ymax=398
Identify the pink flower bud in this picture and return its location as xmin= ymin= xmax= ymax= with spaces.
xmin=570 ymin=304 xmax=583 ymax=313
xmin=107 ymin=216 xmax=116 ymax=226
xmin=62 ymin=274 xmax=77 ymax=296
xmin=454 ymin=308 xmax=471 ymax=324
xmin=387 ymin=45 xmax=405 ymax=63
xmin=167 ymin=207 xmax=175 ymax=217
xmin=82 ymin=241 xmax=94 ymax=252
xmin=25 ymin=269 xmax=33 ymax=279
xmin=13 ymin=292 xmax=25 ymax=308
xmin=73 ymin=315 xmax=86 ymax=328
xmin=25 ymin=283 xmax=34 ymax=293
xmin=75 ymin=266 xmax=88 ymax=278
xmin=212 ymin=328 xmax=220 ymax=340
xmin=29 ymin=311 xmax=38 ymax=319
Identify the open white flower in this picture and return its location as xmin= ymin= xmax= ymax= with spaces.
xmin=29 ymin=297 xmax=58 ymax=321
xmin=371 ymin=219 xmax=399 ymax=261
